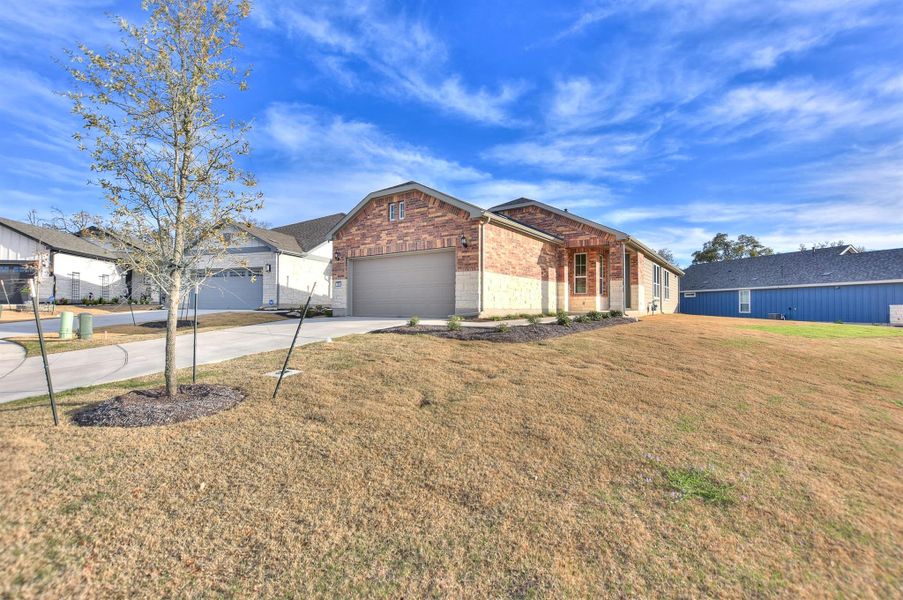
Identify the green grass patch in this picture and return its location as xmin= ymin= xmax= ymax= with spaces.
xmin=665 ymin=467 xmax=734 ymax=505
xmin=741 ymin=323 xmax=903 ymax=339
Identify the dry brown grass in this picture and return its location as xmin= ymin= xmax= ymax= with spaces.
xmin=1 ymin=315 xmax=901 ymax=598
xmin=8 ymin=312 xmax=286 ymax=356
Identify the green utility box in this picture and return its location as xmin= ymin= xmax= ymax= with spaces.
xmin=59 ymin=311 xmax=74 ymax=340
xmin=78 ymin=313 xmax=93 ymax=340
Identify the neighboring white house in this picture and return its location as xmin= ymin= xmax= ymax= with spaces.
xmin=188 ymin=213 xmax=345 ymax=310
xmin=0 ymin=216 xmax=126 ymax=305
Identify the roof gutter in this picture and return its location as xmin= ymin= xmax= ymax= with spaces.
xmin=480 ymin=213 xmax=564 ymax=245
xmin=623 ymin=237 xmax=685 ymax=276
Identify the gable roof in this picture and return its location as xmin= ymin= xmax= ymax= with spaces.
xmin=681 ymin=246 xmax=903 ymax=291
xmin=490 ymin=197 xmax=629 ymax=238
xmin=240 ymin=224 xmax=306 ymax=255
xmin=271 ymin=212 xmax=346 ymax=252
xmin=0 ymin=216 xmax=118 ymax=261
xmin=326 ymin=181 xmax=563 ymax=244
xmin=489 ymin=198 xmax=684 ymax=275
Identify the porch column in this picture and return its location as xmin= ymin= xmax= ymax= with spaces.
xmin=608 ymin=242 xmax=625 ymax=312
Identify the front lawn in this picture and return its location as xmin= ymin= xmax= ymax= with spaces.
xmin=742 ymin=321 xmax=903 ymax=339
xmin=1 ymin=315 xmax=900 ymax=597
xmin=7 ymin=311 xmax=287 ymax=356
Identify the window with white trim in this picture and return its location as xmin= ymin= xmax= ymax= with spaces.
xmin=739 ymin=289 xmax=751 ymax=313
xmin=388 ymin=203 xmax=396 ymax=221
xmin=574 ymin=253 xmax=587 ymax=294
xmin=664 ymin=271 xmax=670 ymax=299
xmin=653 ymin=264 xmax=662 ymax=299
xmin=398 ymin=201 xmax=405 ymax=220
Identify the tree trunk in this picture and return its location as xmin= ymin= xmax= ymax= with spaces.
xmin=164 ymin=269 xmax=182 ymax=397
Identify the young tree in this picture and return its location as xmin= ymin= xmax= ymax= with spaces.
xmin=67 ymin=0 xmax=261 ymax=397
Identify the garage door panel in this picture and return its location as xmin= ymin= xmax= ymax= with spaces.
xmin=191 ymin=268 xmax=263 ymax=310
xmin=351 ymin=251 xmax=455 ymax=317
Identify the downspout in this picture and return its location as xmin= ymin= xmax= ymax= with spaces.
xmin=274 ymin=251 xmax=280 ymax=307
xmin=478 ymin=219 xmax=484 ymax=316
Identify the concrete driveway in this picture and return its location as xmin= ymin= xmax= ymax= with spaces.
xmin=0 ymin=317 xmax=403 ymax=404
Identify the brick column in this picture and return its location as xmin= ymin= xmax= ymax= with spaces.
xmin=608 ymin=242 xmax=625 ymax=312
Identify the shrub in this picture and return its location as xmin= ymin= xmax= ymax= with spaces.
xmin=496 ymin=322 xmax=510 ymax=333
xmin=556 ymin=310 xmax=572 ymax=327
xmin=56 ymin=297 xmax=69 ymax=305
xmin=587 ymin=310 xmax=603 ymax=321
xmin=575 ymin=315 xmax=592 ymax=324
xmin=447 ymin=315 xmax=463 ymax=331
xmin=111 ymin=296 xmax=119 ymax=304
xmin=526 ymin=314 xmax=540 ymax=325
xmin=408 ymin=315 xmax=420 ymax=327
xmin=609 ymin=310 xmax=623 ymax=318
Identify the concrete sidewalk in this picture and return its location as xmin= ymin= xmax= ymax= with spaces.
xmin=0 ymin=317 xmax=403 ymax=404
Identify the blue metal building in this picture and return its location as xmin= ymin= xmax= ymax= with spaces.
xmin=680 ymin=245 xmax=903 ymax=324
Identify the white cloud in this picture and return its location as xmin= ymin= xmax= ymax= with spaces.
xmin=252 ymin=103 xmax=614 ymax=223
xmin=252 ymin=1 xmax=527 ymax=126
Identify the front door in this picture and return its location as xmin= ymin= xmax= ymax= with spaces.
xmin=624 ymin=252 xmax=632 ymax=309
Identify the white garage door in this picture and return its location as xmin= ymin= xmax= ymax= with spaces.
xmin=191 ymin=268 xmax=263 ymax=310
xmin=351 ymin=250 xmax=455 ymax=317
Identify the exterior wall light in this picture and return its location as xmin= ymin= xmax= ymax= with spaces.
xmin=334 ymin=251 xmax=342 ymax=261
xmin=265 ymin=264 xmax=271 ymax=272
xmin=460 ymin=234 xmax=468 ymax=248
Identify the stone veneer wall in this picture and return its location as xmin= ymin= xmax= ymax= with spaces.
xmin=481 ymin=221 xmax=558 ymax=315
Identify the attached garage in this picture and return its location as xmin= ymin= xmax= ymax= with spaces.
xmin=350 ymin=250 xmax=455 ymax=317
xmin=191 ymin=268 xmax=263 ymax=310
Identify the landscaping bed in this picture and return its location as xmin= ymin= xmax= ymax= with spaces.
xmin=379 ymin=316 xmax=635 ymax=342
xmin=71 ymin=384 xmax=245 ymax=427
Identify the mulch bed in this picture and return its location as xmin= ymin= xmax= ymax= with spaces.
xmin=377 ymin=316 xmax=636 ymax=343
xmin=71 ymin=384 xmax=245 ymax=428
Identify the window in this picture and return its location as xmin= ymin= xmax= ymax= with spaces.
xmin=71 ymin=272 xmax=80 ymax=300
xmin=223 ymin=232 xmax=233 ymax=244
xmin=388 ymin=203 xmax=396 ymax=221
xmin=598 ymin=255 xmax=605 ymax=295
xmin=739 ymin=289 xmax=751 ymax=313
xmin=664 ymin=271 xmax=670 ymax=300
xmin=653 ymin=264 xmax=662 ymax=299
xmin=101 ymin=274 xmax=110 ymax=300
xmin=398 ymin=201 xmax=405 ymax=220
xmin=574 ymin=253 xmax=587 ymax=294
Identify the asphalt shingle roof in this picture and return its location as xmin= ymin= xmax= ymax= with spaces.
xmin=681 ymin=246 xmax=903 ymax=291
xmin=0 ymin=216 xmax=118 ymax=260
xmin=271 ymin=213 xmax=346 ymax=252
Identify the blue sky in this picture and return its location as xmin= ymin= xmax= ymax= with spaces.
xmin=1 ymin=0 xmax=902 ymax=264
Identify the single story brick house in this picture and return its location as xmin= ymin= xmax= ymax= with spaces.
xmin=328 ymin=181 xmax=683 ymax=318
xmin=680 ymin=245 xmax=903 ymax=324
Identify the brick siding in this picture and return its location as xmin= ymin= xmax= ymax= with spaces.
xmin=333 ymin=189 xmax=479 ymax=279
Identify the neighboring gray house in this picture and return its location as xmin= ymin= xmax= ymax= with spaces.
xmin=0 ymin=216 xmax=125 ymax=304
xmin=189 ymin=213 xmax=345 ymax=310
